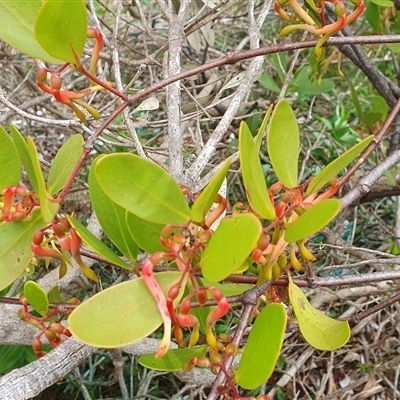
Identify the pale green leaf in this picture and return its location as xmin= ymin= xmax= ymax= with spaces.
xmin=306 ymin=136 xmax=374 ymax=195
xmin=190 ymin=158 xmax=231 ymax=225
xmin=0 ymin=1 xmax=62 ymax=63
xmin=47 ymin=134 xmax=84 ymax=195
xmin=89 ymin=161 xmax=139 ymax=261
xmin=284 ymin=199 xmax=341 ymax=243
xmin=0 ymin=209 xmax=45 ymax=291
xmin=68 ymin=272 xmax=183 ymax=347
xmin=93 ymin=154 xmax=190 ymax=225
xmin=288 ymin=275 xmax=350 ymax=351
xmin=139 ymin=346 xmax=208 ymax=372
xmin=34 ymin=0 xmax=87 ymax=64
xmin=24 ymin=281 xmax=49 ymax=316
xmin=0 ymin=126 xmax=20 ymax=190
xmin=236 ymin=303 xmax=286 ymax=389
xmin=200 ymin=213 xmax=262 ymax=282
xmin=267 ymin=99 xmax=299 ymax=187
xmin=239 ymin=121 xmax=275 ymax=220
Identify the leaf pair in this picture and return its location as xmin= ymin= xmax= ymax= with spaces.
xmin=0 ymin=0 xmax=87 ymax=64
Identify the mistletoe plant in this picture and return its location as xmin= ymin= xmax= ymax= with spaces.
xmin=0 ymin=0 xmax=375 ymax=398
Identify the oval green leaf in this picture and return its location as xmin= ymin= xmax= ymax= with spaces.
xmin=288 ymin=275 xmax=350 ymax=351
xmin=139 ymin=346 xmax=208 ymax=372
xmin=68 ymin=271 xmax=183 ymax=347
xmin=267 ymin=99 xmax=299 ymax=187
xmin=0 ymin=1 xmax=62 ymax=63
xmin=200 ymin=213 xmax=262 ymax=282
xmin=90 ymin=157 xmax=164 ymax=254
xmin=239 ymin=121 xmax=275 ymax=220
xmin=93 ymin=153 xmax=190 ymax=225
xmin=306 ymin=135 xmax=374 ymax=195
xmin=284 ymin=199 xmax=341 ymax=243
xmin=126 ymin=214 xmax=166 ymax=254
xmin=89 ymin=161 xmax=139 ymax=260
xmin=24 ymin=281 xmax=49 ymax=316
xmin=67 ymin=216 xmax=132 ymax=271
xmin=0 ymin=209 xmax=45 ymax=291
xmin=0 ymin=126 xmax=20 ymax=190
xmin=47 ymin=134 xmax=84 ymax=195
xmin=190 ymin=158 xmax=231 ymax=225
xmin=236 ymin=303 xmax=286 ymax=389
xmin=34 ymin=0 xmax=87 ymax=64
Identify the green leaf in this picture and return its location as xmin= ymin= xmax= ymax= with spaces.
xmin=0 ymin=126 xmax=20 ymax=190
xmin=348 ymin=80 xmax=363 ymax=121
xmin=0 ymin=209 xmax=45 ymax=292
xmin=285 ymin=199 xmax=341 ymax=243
xmin=306 ymin=136 xmax=374 ymax=195
xmin=93 ymin=154 xmax=190 ymax=225
xmin=289 ymin=67 xmax=334 ymax=97
xmin=0 ymin=1 xmax=62 ymax=63
xmin=267 ymin=99 xmax=299 ymax=188
xmin=67 ymin=216 xmax=132 ymax=271
xmin=370 ymin=0 xmax=393 ymax=6
xmin=26 ymin=137 xmax=59 ymax=223
xmin=371 ymin=95 xmax=388 ymax=122
xmin=23 ymin=281 xmax=49 ymax=316
xmin=11 ymin=125 xmax=39 ymax=192
xmin=34 ymin=0 xmax=87 ymax=64
xmin=258 ymin=72 xmax=281 ymax=93
xmin=126 ymin=212 xmax=167 ymax=254
xmin=0 ymin=345 xmax=27 ymax=375
xmin=89 ymin=161 xmax=139 ymax=260
xmin=68 ymin=271 xmax=183 ymax=347
xmin=200 ymin=213 xmax=262 ymax=282
xmin=47 ymin=134 xmax=84 ymax=195
xmin=288 ymin=275 xmax=350 ymax=351
xmin=236 ymin=303 xmax=286 ymax=389
xmin=47 ymin=286 xmax=63 ymax=303
xmin=365 ymin=2 xmax=380 ymax=31
xmin=139 ymin=346 xmax=208 ymax=372
xmin=197 ymin=278 xmax=254 ymax=298
xmin=239 ymin=121 xmax=275 ymax=220
xmin=255 ymin=105 xmax=273 ymax=150
xmin=190 ymin=158 xmax=231 ymax=225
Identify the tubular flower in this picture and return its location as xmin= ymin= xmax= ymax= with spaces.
xmin=36 ymin=70 xmax=107 ymax=123
xmin=275 ymin=0 xmax=365 ymax=59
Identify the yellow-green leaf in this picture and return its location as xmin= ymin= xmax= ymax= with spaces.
xmin=34 ymin=0 xmax=87 ymax=64
xmin=0 ymin=1 xmax=62 ymax=63
xmin=0 ymin=209 xmax=45 ymax=291
xmin=200 ymin=213 xmax=262 ymax=282
xmin=284 ymin=199 xmax=341 ymax=243
xmin=139 ymin=346 xmax=208 ymax=372
xmin=288 ymin=275 xmax=350 ymax=351
xmin=236 ymin=303 xmax=286 ymax=389
xmin=47 ymin=134 xmax=84 ymax=195
xmin=267 ymin=99 xmax=299 ymax=187
xmin=190 ymin=158 xmax=231 ymax=225
xmin=93 ymin=154 xmax=190 ymax=225
xmin=306 ymin=135 xmax=374 ymax=195
xmin=24 ymin=281 xmax=49 ymax=316
xmin=239 ymin=121 xmax=275 ymax=220
xmin=68 ymin=272 xmax=183 ymax=348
